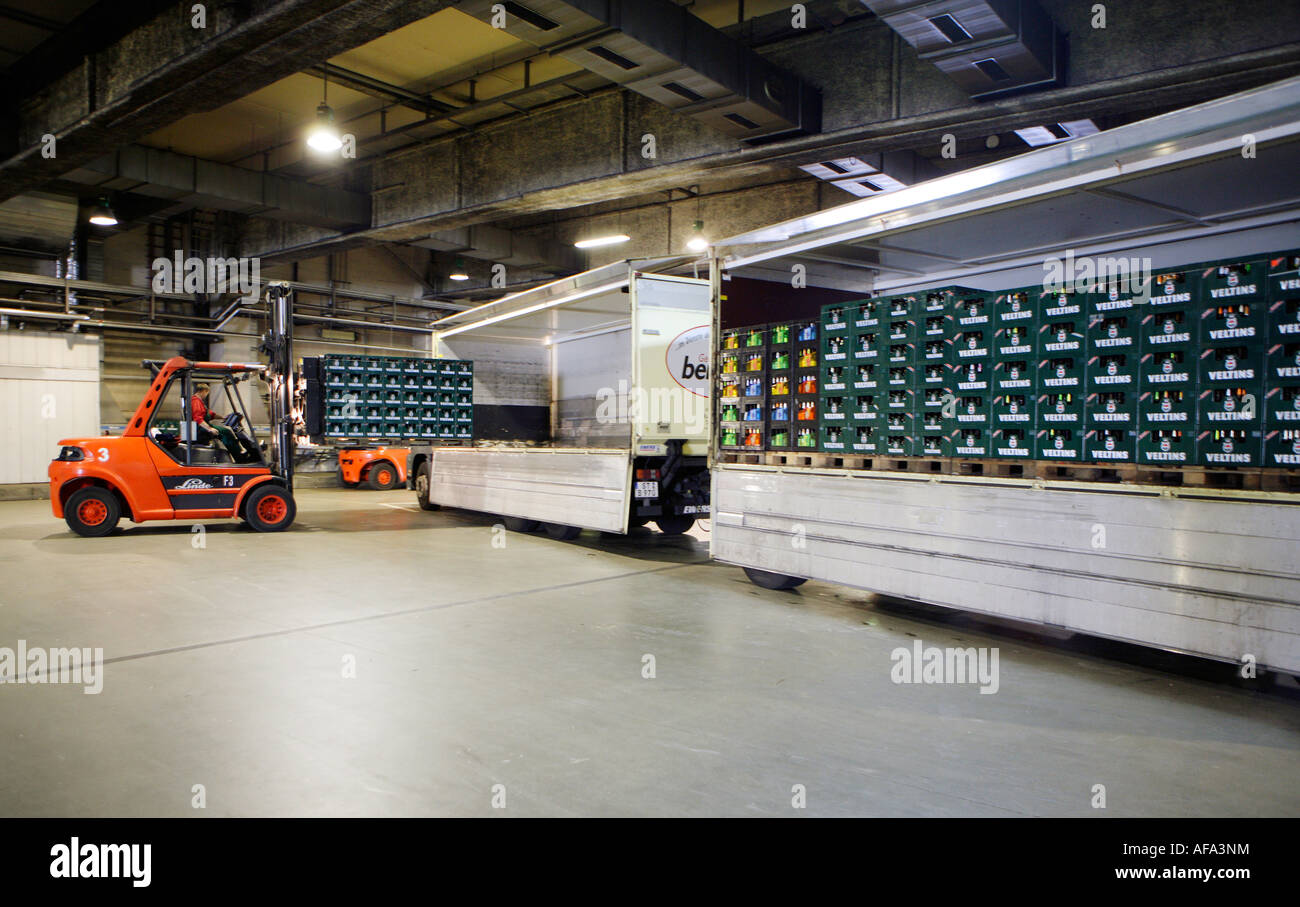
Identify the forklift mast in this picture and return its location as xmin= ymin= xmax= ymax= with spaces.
xmin=262 ymin=282 xmax=296 ymax=490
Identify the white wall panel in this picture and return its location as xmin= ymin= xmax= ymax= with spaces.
xmin=0 ymin=331 xmax=102 ymax=484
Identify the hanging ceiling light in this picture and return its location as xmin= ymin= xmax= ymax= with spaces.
xmin=686 ymin=219 xmax=708 ymax=252
xmin=87 ymin=198 xmax=117 ymax=226
xmin=448 ymin=258 xmax=470 ymax=281
xmin=574 ymin=234 xmax=630 ymax=249
xmin=307 ymin=75 xmax=342 ymax=153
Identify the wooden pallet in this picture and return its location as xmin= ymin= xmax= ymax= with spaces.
xmin=715 ymin=450 xmax=1300 ymax=493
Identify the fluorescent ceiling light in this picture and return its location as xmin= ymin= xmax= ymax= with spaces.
xmin=1016 ymin=119 xmax=1100 ymax=147
xmin=574 ymin=234 xmax=630 ymax=249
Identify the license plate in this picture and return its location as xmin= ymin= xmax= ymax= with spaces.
xmin=680 ymin=505 xmax=710 ymax=514
xmin=634 ymin=481 xmax=659 ymax=499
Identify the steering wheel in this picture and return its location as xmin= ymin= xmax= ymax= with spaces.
xmin=223 ymin=411 xmax=244 ymax=430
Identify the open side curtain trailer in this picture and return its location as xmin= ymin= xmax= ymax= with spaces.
xmin=407 ymin=263 xmax=713 ymax=538
xmin=706 ymin=75 xmax=1300 ymax=675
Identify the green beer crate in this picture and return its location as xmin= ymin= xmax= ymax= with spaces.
xmin=851 ymin=327 xmax=882 ymax=363
xmin=952 ymin=291 xmax=992 ymax=337
xmin=883 ymin=293 xmax=916 ymax=320
xmin=992 ymin=391 xmax=1034 ymax=434
xmin=767 ymin=322 xmax=793 ymax=348
xmin=821 ymin=392 xmax=850 ymax=429
xmin=1140 ymin=347 xmax=1195 ymax=393
xmin=822 ymin=303 xmax=851 ymax=335
xmin=885 ymin=364 xmax=915 ymax=397
xmin=1086 ymin=389 xmax=1138 ymax=434
xmin=848 ymin=424 xmax=880 ymax=455
xmin=821 ymin=331 xmax=850 ymax=363
xmin=767 ymin=345 xmax=794 ymax=372
xmin=1084 ymin=428 xmax=1136 ymax=464
xmin=1264 ymin=428 xmax=1300 ymax=468
xmin=849 ymin=391 xmax=883 ymax=429
xmin=1137 ymin=428 xmax=1196 ymax=467
xmin=851 ymin=298 xmax=883 ymax=332
xmin=994 ymin=288 xmax=1037 ymax=331
xmin=992 ymin=358 xmax=1034 ymax=396
xmin=953 ymin=359 xmax=991 ymax=395
xmin=950 ymin=426 xmax=989 ymax=458
xmin=992 ymin=426 xmax=1033 ymax=459
xmin=1197 ymin=428 xmax=1262 ymax=467
xmin=820 ymin=422 xmax=848 ymax=453
xmin=1139 ymin=303 xmax=1195 ymax=352
xmin=850 ymin=361 xmax=880 ymax=393
xmin=820 ymin=363 xmax=847 ymax=395
xmin=1266 ymin=252 xmax=1300 ymax=348
xmin=1267 ymin=340 xmax=1300 ymax=387
xmin=1265 ymin=383 xmax=1300 ymax=430
xmin=1197 ymin=385 xmax=1263 ymax=433
xmin=1197 ymin=259 xmax=1267 ymax=317
xmin=916 ymin=415 xmax=948 ymax=458
xmin=767 ymin=419 xmax=795 ymax=452
xmin=1139 ymin=388 xmax=1195 ymax=433
xmin=1198 ymin=344 xmax=1265 ymax=397
xmin=1035 ymin=426 xmax=1083 ymax=461
xmin=951 ymin=324 xmax=991 ymax=369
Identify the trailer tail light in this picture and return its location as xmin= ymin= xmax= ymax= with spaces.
xmin=635 ymin=469 xmax=659 ymax=481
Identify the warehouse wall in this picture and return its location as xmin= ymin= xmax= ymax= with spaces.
xmin=0 ymin=330 xmax=101 ymax=484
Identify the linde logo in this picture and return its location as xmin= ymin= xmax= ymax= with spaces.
xmin=176 ymin=478 xmax=212 ymax=490
xmin=152 ymin=253 xmax=260 ymax=302
xmin=50 ymin=838 xmax=151 ymax=887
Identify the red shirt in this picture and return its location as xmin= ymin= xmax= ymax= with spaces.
xmin=191 ymin=394 xmax=209 ymax=424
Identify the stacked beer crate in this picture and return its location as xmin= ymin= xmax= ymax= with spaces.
xmin=317 ymin=355 xmax=473 ymax=442
xmin=721 ymin=249 xmax=1298 ymax=477
xmin=717 ymin=325 xmax=765 ymax=452
xmin=1265 ymin=253 xmax=1300 ymax=468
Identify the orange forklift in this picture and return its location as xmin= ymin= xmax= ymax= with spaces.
xmin=336 ymin=447 xmax=409 ymax=490
xmin=49 ymin=283 xmax=301 ymax=536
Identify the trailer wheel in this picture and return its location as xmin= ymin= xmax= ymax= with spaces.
xmin=504 ymin=516 xmax=539 ymax=532
xmin=244 ymin=484 xmax=296 ymax=532
xmin=336 ymin=468 xmax=358 ymax=488
xmin=654 ymin=515 xmax=695 ymax=535
xmin=414 ymin=462 xmax=439 ymax=511
xmin=542 ymin=522 xmax=581 ymax=540
xmin=368 ymin=461 xmax=399 ymax=490
xmin=743 ymin=567 xmax=806 ymax=591
xmin=65 ymin=486 xmax=121 ymax=537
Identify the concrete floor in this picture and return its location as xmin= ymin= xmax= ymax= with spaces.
xmin=0 ymin=488 xmax=1297 ymax=818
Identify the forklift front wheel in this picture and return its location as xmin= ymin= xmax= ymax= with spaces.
xmin=65 ymin=486 xmax=121 ymax=538
xmin=244 ymin=484 xmax=296 ymax=532
xmin=743 ymin=567 xmax=807 ymax=591
xmin=368 ymin=461 xmax=399 ymax=490
xmin=414 ymin=462 xmax=440 ymax=511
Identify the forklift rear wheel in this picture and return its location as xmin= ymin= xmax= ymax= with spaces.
xmin=654 ymin=515 xmax=695 ymax=535
xmin=743 ymin=567 xmax=807 ymax=591
xmin=336 ymin=467 xmax=358 ymax=488
xmin=503 ymin=516 xmax=539 ymax=532
xmin=65 ymin=487 xmax=121 ymax=537
xmin=414 ymin=462 xmax=439 ymax=511
xmin=542 ymin=522 xmax=581 ymax=540
xmin=368 ymin=462 xmax=399 ymax=490
xmin=244 ymin=484 xmax=296 ymax=532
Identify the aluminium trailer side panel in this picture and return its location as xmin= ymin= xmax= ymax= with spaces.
xmin=428 ymin=447 xmax=632 ymax=533
xmin=711 ymin=466 xmax=1300 ymax=673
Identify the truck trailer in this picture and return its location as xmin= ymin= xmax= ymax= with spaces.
xmin=405 ymin=264 xmax=713 ymax=538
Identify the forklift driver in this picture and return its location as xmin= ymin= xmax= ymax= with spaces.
xmin=192 ymin=383 xmax=258 ymax=463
